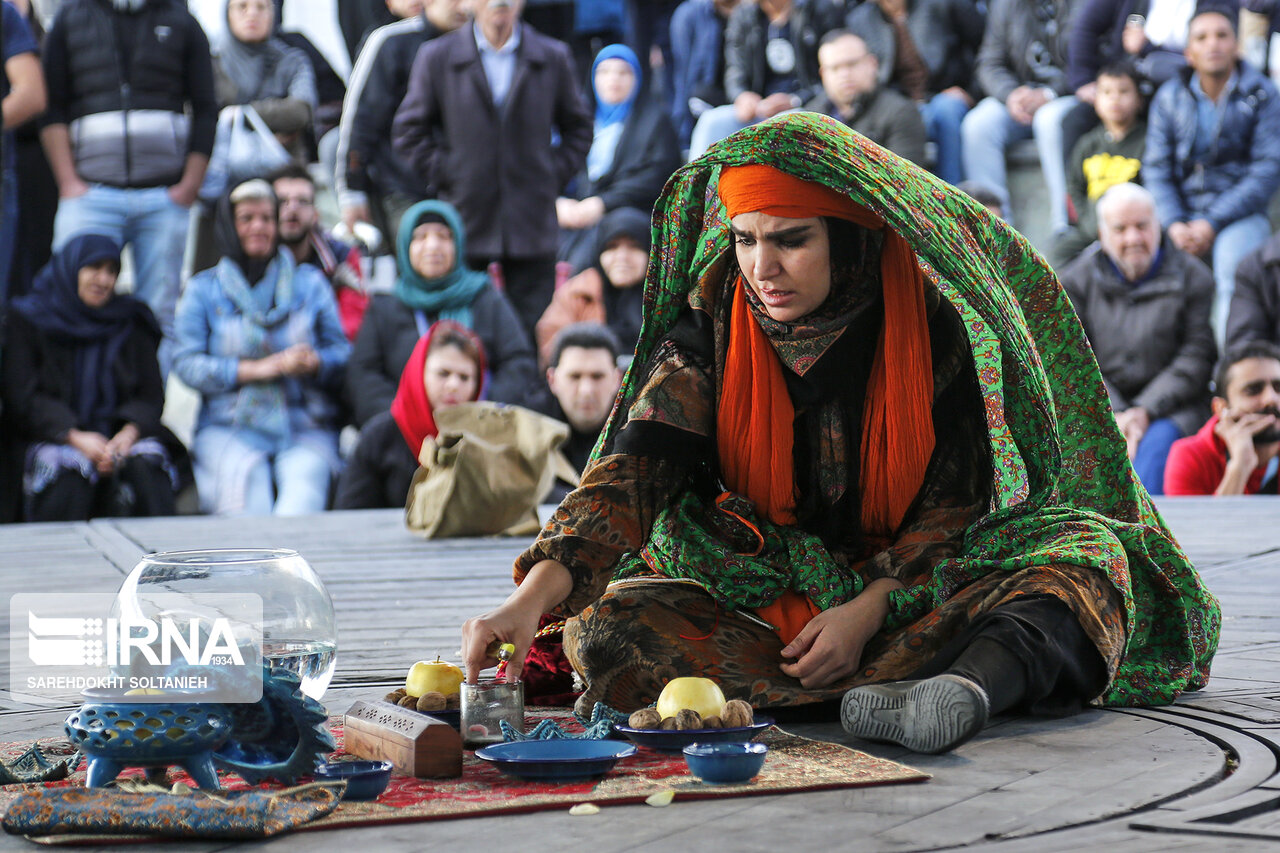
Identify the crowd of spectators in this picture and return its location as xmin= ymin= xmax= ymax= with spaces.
xmin=5 ymin=0 xmax=1280 ymax=522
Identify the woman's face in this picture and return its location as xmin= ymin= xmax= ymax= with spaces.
xmin=594 ymin=58 xmax=636 ymax=106
xmin=77 ymin=260 xmax=119 ymax=309
xmin=228 ymin=0 xmax=273 ymax=43
xmin=234 ymin=198 xmax=278 ymax=260
xmin=599 ymin=235 xmax=647 ymax=288
xmin=730 ymin=213 xmax=831 ymax=323
xmin=409 ymin=221 xmax=457 ymax=280
xmin=424 ymin=343 xmax=480 ymax=409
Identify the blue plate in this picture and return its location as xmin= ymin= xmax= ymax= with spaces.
xmin=474 ymin=739 xmax=637 ymax=781
xmin=612 ymin=717 xmax=773 ymax=752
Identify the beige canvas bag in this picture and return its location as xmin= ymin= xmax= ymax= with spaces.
xmin=405 ymin=402 xmax=580 ymax=538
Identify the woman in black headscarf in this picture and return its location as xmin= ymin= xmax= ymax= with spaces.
xmin=536 ymin=205 xmax=649 ymax=368
xmin=1 ymin=234 xmax=184 ymax=522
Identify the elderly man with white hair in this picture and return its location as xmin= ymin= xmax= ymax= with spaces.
xmin=1059 ymin=182 xmax=1218 ymax=494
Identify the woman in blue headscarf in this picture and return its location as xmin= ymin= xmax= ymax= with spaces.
xmin=345 ymin=199 xmax=539 ymax=427
xmin=1 ymin=234 xmax=186 ymax=522
xmin=555 ymin=44 xmax=681 ymax=272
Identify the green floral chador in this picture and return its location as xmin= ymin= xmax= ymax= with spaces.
xmin=515 ymin=112 xmax=1220 ymax=713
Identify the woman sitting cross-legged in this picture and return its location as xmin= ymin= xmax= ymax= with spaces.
xmin=460 ymin=113 xmax=1220 ymax=754
xmin=2 ymin=235 xmax=186 ymax=522
xmin=334 ymin=321 xmax=486 ymax=509
xmin=174 ymin=179 xmax=350 ymax=516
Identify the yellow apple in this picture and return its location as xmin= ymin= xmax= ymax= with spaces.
xmin=405 ymin=656 xmax=464 ymax=698
xmin=656 ymin=676 xmax=726 ymax=720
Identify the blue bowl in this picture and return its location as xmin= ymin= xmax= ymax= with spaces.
xmin=682 ymin=741 xmax=768 ymax=784
xmin=313 ymin=760 xmax=394 ymax=800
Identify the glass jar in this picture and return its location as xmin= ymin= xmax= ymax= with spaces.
xmin=114 ymin=549 xmax=337 ymax=699
xmin=460 ymin=678 xmax=524 ymax=747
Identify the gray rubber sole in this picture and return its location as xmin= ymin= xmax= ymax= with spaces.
xmin=840 ymin=674 xmax=990 ymax=754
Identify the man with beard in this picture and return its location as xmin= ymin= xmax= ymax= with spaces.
xmin=1165 ymin=340 xmax=1280 ymax=495
xmin=269 ymin=163 xmax=368 ymax=341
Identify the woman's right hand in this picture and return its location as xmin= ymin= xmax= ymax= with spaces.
xmin=461 ymin=601 xmax=543 ymax=684
xmin=460 ymin=560 xmax=574 ymax=684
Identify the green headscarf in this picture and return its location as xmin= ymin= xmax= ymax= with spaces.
xmin=604 ymin=111 xmax=1219 ymax=707
xmin=393 ymin=200 xmax=490 ymax=326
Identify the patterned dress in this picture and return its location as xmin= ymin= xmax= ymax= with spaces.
xmin=514 ymin=112 xmax=1220 ymax=714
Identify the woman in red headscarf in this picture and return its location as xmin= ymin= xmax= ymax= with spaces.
xmin=334 ymin=321 xmax=486 ymax=509
xmin=458 ymin=115 xmax=1215 ymax=754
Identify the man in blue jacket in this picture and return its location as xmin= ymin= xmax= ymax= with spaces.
xmin=1144 ymin=3 xmax=1280 ymax=347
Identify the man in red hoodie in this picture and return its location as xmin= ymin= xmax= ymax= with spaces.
xmin=1165 ymin=340 xmax=1280 ymax=495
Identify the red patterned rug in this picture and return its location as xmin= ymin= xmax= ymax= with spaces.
xmin=0 ymin=710 xmax=928 ymax=843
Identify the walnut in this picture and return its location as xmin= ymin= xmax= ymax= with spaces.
xmin=384 ymin=689 xmax=406 ymax=704
xmin=397 ymin=694 xmax=418 ymax=708
xmin=659 ymin=716 xmax=679 ymax=730
xmin=701 ymin=715 xmax=722 ymax=729
xmin=445 ymin=691 xmax=461 ymax=709
xmin=721 ymin=699 xmax=753 ymax=728
xmin=629 ymin=707 xmax=663 ymax=729
xmin=675 ymin=709 xmax=702 ymax=730
xmin=416 ymin=691 xmax=447 ymax=712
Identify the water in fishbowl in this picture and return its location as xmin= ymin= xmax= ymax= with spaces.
xmin=263 ymin=640 xmax=337 ymax=699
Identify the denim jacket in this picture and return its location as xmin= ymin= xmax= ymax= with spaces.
xmin=174 ymin=249 xmax=351 ymax=437
xmin=1144 ymin=61 xmax=1280 ymax=231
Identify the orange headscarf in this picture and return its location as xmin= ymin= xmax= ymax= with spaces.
xmin=715 ymin=164 xmax=936 ymax=539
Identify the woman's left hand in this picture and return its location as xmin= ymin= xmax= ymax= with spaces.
xmin=778 ymin=578 xmax=903 ymax=689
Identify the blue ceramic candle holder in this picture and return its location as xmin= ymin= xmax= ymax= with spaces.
xmin=65 ymin=700 xmax=234 ymax=789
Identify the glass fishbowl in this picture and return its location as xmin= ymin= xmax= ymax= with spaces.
xmin=114 ymin=549 xmax=337 ymax=700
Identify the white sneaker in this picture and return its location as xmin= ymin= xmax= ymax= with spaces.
xmin=840 ymin=673 xmax=989 ymax=754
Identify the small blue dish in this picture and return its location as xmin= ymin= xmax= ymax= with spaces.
xmin=313 ymin=760 xmax=394 ymax=800
xmin=682 ymin=742 xmax=768 ymax=784
xmin=475 ymin=739 xmax=637 ymax=781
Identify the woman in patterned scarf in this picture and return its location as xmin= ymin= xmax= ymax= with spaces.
xmin=461 ymin=112 xmax=1220 ymax=753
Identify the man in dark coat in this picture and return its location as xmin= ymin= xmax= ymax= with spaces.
xmin=1059 ymin=182 xmax=1216 ymax=495
xmin=804 ymin=29 xmax=927 ymax=166
xmin=391 ymin=0 xmax=593 ymax=341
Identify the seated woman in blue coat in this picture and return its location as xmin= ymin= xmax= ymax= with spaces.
xmin=174 ymin=179 xmax=351 ymax=516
